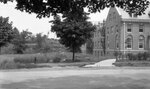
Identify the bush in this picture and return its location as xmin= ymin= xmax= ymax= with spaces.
xmin=143 ymin=52 xmax=149 ymax=61
xmin=126 ymin=52 xmax=149 ymax=61
xmin=114 ymin=61 xmax=150 ymax=67
xmin=52 ymin=53 xmax=67 ymax=63
xmin=52 ymin=56 xmax=62 ymax=63
xmin=126 ymin=53 xmax=135 ymax=61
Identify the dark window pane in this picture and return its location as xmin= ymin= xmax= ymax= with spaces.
xmin=139 ymin=29 xmax=143 ymax=32
xmin=127 ymin=29 xmax=131 ymax=32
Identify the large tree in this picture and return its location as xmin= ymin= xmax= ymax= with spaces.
xmin=0 ymin=16 xmax=14 ymax=53
xmin=0 ymin=0 xmax=149 ymax=18
xmin=51 ymin=11 xmax=95 ymax=61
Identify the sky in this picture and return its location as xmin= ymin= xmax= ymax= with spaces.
xmin=0 ymin=2 xmax=109 ymax=39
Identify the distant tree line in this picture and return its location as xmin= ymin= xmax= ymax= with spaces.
xmin=0 ymin=16 xmax=65 ymax=54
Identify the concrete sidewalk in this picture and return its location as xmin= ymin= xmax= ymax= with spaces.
xmin=84 ymin=59 xmax=116 ymax=67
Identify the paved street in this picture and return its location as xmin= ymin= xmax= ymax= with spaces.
xmin=1 ymin=67 xmax=150 ymax=85
xmin=1 ymin=59 xmax=150 ymax=89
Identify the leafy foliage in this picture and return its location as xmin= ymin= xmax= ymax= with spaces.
xmin=126 ymin=52 xmax=149 ymax=61
xmin=1 ymin=0 xmax=149 ymax=18
xmin=0 ymin=16 xmax=14 ymax=48
xmin=86 ymin=38 xmax=94 ymax=54
xmin=35 ymin=33 xmax=47 ymax=49
xmin=35 ymin=33 xmax=53 ymax=53
xmin=12 ymin=29 xmax=32 ymax=54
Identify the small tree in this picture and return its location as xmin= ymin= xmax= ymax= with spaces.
xmin=35 ymin=33 xmax=44 ymax=50
xmin=51 ymin=12 xmax=95 ymax=61
xmin=86 ymin=38 xmax=94 ymax=54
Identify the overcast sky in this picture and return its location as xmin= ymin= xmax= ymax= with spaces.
xmin=0 ymin=2 xmax=109 ymax=39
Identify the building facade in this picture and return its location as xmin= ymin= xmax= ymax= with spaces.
xmin=93 ymin=22 xmax=104 ymax=58
xmin=105 ymin=6 xmax=150 ymax=56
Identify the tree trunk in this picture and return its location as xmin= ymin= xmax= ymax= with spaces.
xmin=72 ymin=46 xmax=75 ymax=62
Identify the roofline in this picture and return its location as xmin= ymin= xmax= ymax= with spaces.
xmin=122 ymin=18 xmax=150 ymax=23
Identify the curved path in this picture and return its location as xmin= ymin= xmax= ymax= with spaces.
xmin=84 ymin=59 xmax=116 ymax=67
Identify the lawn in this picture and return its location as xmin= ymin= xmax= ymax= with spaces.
xmin=2 ymin=75 xmax=150 ymax=89
xmin=0 ymin=52 xmax=98 ymax=69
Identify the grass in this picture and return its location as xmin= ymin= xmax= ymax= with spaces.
xmin=0 ymin=52 xmax=97 ymax=69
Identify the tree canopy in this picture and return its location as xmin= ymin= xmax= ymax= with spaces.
xmin=1 ymin=0 xmax=149 ymax=18
xmin=0 ymin=16 xmax=15 ymax=48
xmin=51 ymin=11 xmax=95 ymax=61
xmin=12 ymin=29 xmax=32 ymax=54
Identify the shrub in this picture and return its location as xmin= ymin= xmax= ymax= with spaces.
xmin=52 ymin=53 xmax=68 ymax=63
xmin=143 ymin=52 xmax=149 ymax=61
xmin=137 ymin=53 xmax=143 ymax=60
xmin=52 ymin=56 xmax=62 ymax=63
xmin=127 ymin=53 xmax=134 ymax=61
xmin=126 ymin=52 xmax=150 ymax=61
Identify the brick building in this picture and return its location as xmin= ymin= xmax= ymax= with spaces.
xmin=93 ymin=5 xmax=150 ymax=58
xmin=93 ymin=22 xmax=104 ymax=58
xmin=105 ymin=6 xmax=150 ymax=56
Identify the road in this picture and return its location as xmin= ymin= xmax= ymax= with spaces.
xmin=0 ymin=67 xmax=150 ymax=89
xmin=1 ymin=67 xmax=150 ymax=89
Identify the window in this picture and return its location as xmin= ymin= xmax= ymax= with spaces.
xmin=98 ymin=41 xmax=100 ymax=47
xmin=127 ymin=24 xmax=132 ymax=32
xmin=107 ymin=36 xmax=109 ymax=41
xmin=101 ymin=51 xmax=103 ymax=56
xmin=111 ymin=26 xmax=113 ymax=33
xmin=126 ymin=35 xmax=133 ymax=49
xmin=139 ymin=29 xmax=143 ymax=32
xmin=107 ymin=41 xmax=109 ymax=49
xmin=115 ymin=35 xmax=119 ymax=49
xmin=139 ymin=24 xmax=144 ymax=32
xmin=139 ymin=35 xmax=145 ymax=49
xmin=116 ymin=25 xmax=118 ymax=32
